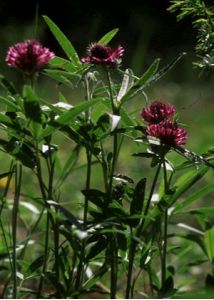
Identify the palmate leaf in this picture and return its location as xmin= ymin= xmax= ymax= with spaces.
xmin=43 ymin=15 xmax=80 ymax=66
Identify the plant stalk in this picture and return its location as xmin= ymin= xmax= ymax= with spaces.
xmin=126 ymin=163 xmax=161 ymax=299
xmin=12 ymin=164 xmax=22 ymax=299
xmin=161 ymin=161 xmax=169 ymax=289
xmin=75 ymin=148 xmax=92 ymax=290
xmin=75 ymin=76 xmax=93 ymax=291
xmin=106 ymin=68 xmax=119 ymax=299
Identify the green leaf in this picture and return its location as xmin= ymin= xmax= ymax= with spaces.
xmin=145 ymin=167 xmax=208 ymax=230
xmin=39 ymin=98 xmax=100 ymax=140
xmin=172 ymin=232 xmax=206 ymax=255
xmin=28 ymin=255 xmax=45 ymax=274
xmin=98 ymin=28 xmax=119 ymax=45
xmin=82 ymin=263 xmax=108 ymax=291
xmin=48 ymin=56 xmax=77 ymax=72
xmin=146 ymin=52 xmax=186 ymax=89
xmin=133 ymin=152 xmax=157 ymax=158
xmin=0 ymin=113 xmax=14 ymax=127
xmin=158 ymin=276 xmax=175 ymax=298
xmin=43 ymin=69 xmax=76 ymax=86
xmin=47 ymin=200 xmax=83 ymax=230
xmin=117 ymin=69 xmax=134 ymax=102
xmin=86 ymin=237 xmax=108 ymax=260
xmin=56 ymin=145 xmax=80 ymax=188
xmin=180 ymin=207 xmax=214 ymax=218
xmin=0 ymin=74 xmax=17 ymax=95
xmin=174 ymin=183 xmax=214 ymax=213
xmin=43 ymin=15 xmax=80 ymax=66
xmin=82 ymin=189 xmax=109 ymax=208
xmin=0 ymin=96 xmax=19 ymax=111
xmin=121 ymin=58 xmax=160 ymax=104
xmin=130 ymin=178 xmax=146 ymax=226
xmin=204 ymin=228 xmax=214 ymax=262
xmin=167 ymin=167 xmax=208 ymax=207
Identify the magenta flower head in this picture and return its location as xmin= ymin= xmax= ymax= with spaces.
xmin=6 ymin=40 xmax=55 ymax=74
xmin=81 ymin=43 xmax=124 ymax=66
xmin=146 ymin=120 xmax=187 ymax=146
xmin=141 ymin=100 xmax=176 ymax=124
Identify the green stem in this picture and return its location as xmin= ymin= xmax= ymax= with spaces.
xmin=126 ymin=163 xmax=161 ymax=299
xmin=161 ymin=161 xmax=169 ymax=289
xmin=161 ymin=209 xmax=168 ymax=288
xmin=106 ymin=68 xmax=119 ymax=299
xmin=0 ymin=161 xmax=14 ymax=275
xmin=110 ymin=231 xmax=118 ymax=299
xmin=20 ymin=208 xmax=45 ymax=259
xmin=12 ymin=164 xmax=22 ymax=299
xmin=75 ymin=149 xmax=92 ymax=290
xmin=0 ymin=161 xmax=15 ymax=216
xmin=100 ymin=143 xmax=109 ymax=193
xmin=48 ymin=145 xmax=60 ymax=298
xmin=109 ymin=133 xmax=118 ymax=195
xmin=75 ymin=76 xmax=92 ymax=291
xmin=84 ymin=76 xmax=91 ymax=122
xmin=37 ymin=211 xmax=50 ymax=299
xmin=35 ymin=142 xmax=49 ymax=299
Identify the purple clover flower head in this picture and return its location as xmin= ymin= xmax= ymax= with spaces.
xmin=81 ymin=43 xmax=124 ymax=66
xmin=146 ymin=120 xmax=187 ymax=146
xmin=6 ymin=40 xmax=55 ymax=74
xmin=141 ymin=100 xmax=175 ymax=124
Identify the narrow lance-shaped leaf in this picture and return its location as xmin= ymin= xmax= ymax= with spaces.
xmin=47 ymin=200 xmax=83 ymax=230
xmin=204 ymin=228 xmax=214 ymax=262
xmin=43 ymin=15 xmax=80 ymax=66
xmin=98 ymin=28 xmax=119 ymax=45
xmin=0 ymin=96 xmax=19 ymax=111
xmin=0 ymin=74 xmax=17 ymax=95
xmin=86 ymin=237 xmax=108 ymax=260
xmin=169 ymin=167 xmax=209 ymax=207
xmin=56 ymin=145 xmax=81 ymax=189
xmin=144 ymin=167 xmax=209 ymax=229
xmin=39 ymin=98 xmax=101 ymax=140
xmin=117 ymin=69 xmax=134 ymax=102
xmin=173 ymin=183 xmax=214 ymax=213
xmin=147 ymin=52 xmax=186 ymax=87
xmin=130 ymin=178 xmax=146 ymax=226
xmin=121 ymin=58 xmax=160 ymax=104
